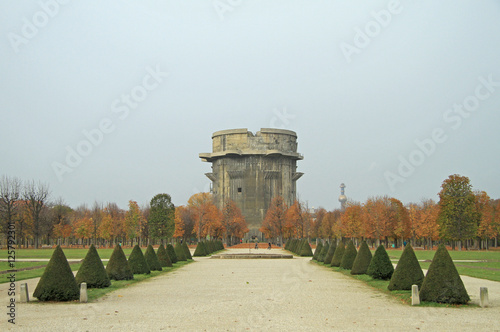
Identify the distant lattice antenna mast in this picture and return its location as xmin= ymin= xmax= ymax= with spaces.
xmin=339 ymin=183 xmax=347 ymax=211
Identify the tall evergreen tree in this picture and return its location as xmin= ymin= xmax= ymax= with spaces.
xmin=149 ymin=193 xmax=175 ymax=240
xmin=437 ymin=174 xmax=479 ymax=250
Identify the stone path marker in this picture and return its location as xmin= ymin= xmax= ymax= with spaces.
xmin=80 ymin=282 xmax=87 ymax=303
xmin=411 ymin=284 xmax=420 ymax=306
xmin=480 ymin=287 xmax=489 ymax=308
xmin=20 ymin=283 xmax=29 ymax=303
xmin=8 ymin=248 xmax=500 ymax=330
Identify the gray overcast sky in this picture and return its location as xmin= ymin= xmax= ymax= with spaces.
xmin=1 ymin=0 xmax=499 ymax=211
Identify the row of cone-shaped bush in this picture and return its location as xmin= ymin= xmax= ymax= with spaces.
xmin=193 ymin=240 xmax=224 ymax=256
xmin=33 ymin=242 xmax=193 ymax=302
xmin=284 ymin=238 xmax=313 ymax=257
xmin=312 ymin=240 xmax=470 ymax=305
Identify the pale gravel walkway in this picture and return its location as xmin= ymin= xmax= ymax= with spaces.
xmin=3 ymin=248 xmax=500 ymax=331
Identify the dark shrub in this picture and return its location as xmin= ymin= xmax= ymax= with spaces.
xmin=144 ymin=245 xmax=162 ymax=271
xmin=324 ymin=242 xmax=337 ymax=265
xmin=312 ymin=241 xmax=323 ymax=261
xmin=128 ymin=245 xmax=150 ymax=274
xmin=318 ymin=242 xmax=330 ymax=263
xmin=157 ymin=244 xmax=173 ymax=267
xmin=193 ymin=241 xmax=208 ymax=257
xmin=330 ymin=242 xmax=345 ymax=267
xmin=388 ymin=244 xmax=424 ymax=290
xmin=182 ymin=242 xmax=193 ymax=260
xmin=351 ymin=241 xmax=372 ymax=275
xmin=175 ymin=242 xmax=187 ymax=261
xmin=33 ymin=245 xmax=80 ymax=301
xmin=367 ymin=245 xmax=394 ymax=280
xmin=299 ymin=239 xmax=313 ymax=257
xmin=166 ymin=244 xmax=178 ymax=263
xmin=419 ymin=244 xmax=470 ymax=304
xmin=340 ymin=240 xmax=357 ymax=270
xmin=106 ymin=245 xmax=133 ymax=281
xmin=75 ymin=244 xmax=111 ymax=288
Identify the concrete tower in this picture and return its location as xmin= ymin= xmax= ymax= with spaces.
xmin=339 ymin=183 xmax=347 ymax=211
xmin=199 ymin=128 xmax=303 ymax=236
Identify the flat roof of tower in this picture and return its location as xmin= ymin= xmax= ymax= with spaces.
xmin=212 ymin=128 xmax=297 ymax=138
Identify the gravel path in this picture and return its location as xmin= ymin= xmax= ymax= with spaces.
xmin=3 ymin=248 xmax=500 ymax=331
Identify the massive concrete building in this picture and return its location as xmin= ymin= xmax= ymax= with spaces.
xmin=199 ymin=128 xmax=303 ymax=236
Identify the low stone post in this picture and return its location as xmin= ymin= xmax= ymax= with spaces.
xmin=80 ymin=283 xmax=88 ymax=303
xmin=480 ymin=287 xmax=489 ymax=308
xmin=20 ymin=283 xmax=29 ymax=303
xmin=411 ymin=284 xmax=420 ymax=306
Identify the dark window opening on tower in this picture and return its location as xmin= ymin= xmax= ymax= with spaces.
xmin=237 ymin=187 xmax=242 ymax=193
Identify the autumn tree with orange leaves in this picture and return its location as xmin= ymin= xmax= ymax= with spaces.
xmin=222 ymin=200 xmax=248 ymax=245
xmin=260 ymin=196 xmax=288 ymax=243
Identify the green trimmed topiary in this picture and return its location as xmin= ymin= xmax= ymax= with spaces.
xmin=367 ymin=245 xmax=394 ymax=280
xmin=388 ymin=244 xmax=424 ymax=290
xmin=144 ymin=245 xmax=162 ymax=271
xmin=351 ymin=241 xmax=372 ymax=275
xmin=33 ymin=245 xmax=79 ymax=301
xmin=75 ymin=244 xmax=111 ymax=288
xmin=182 ymin=242 xmax=193 ymax=260
xmin=128 ymin=245 xmax=150 ymax=274
xmin=166 ymin=244 xmax=178 ymax=263
xmin=318 ymin=242 xmax=330 ymax=263
xmin=340 ymin=240 xmax=357 ymax=270
xmin=324 ymin=242 xmax=337 ymax=265
xmin=157 ymin=244 xmax=173 ymax=267
xmin=419 ymin=244 xmax=470 ymax=304
xmin=312 ymin=241 xmax=323 ymax=261
xmin=175 ymin=242 xmax=187 ymax=261
xmin=299 ymin=239 xmax=314 ymax=257
xmin=106 ymin=244 xmax=133 ymax=281
xmin=330 ymin=242 xmax=345 ymax=267
xmin=193 ymin=241 xmax=208 ymax=257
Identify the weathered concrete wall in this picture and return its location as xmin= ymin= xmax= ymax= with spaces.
xmin=200 ymin=128 xmax=303 ymax=236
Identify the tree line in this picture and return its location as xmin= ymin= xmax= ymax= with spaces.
xmin=261 ymin=174 xmax=499 ymax=250
xmin=0 ymin=176 xmax=248 ymax=248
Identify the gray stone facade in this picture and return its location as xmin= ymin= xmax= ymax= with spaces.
xmin=200 ymin=128 xmax=303 ymax=236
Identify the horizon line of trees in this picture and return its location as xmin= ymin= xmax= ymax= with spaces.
xmin=261 ymin=174 xmax=500 ymax=250
xmin=0 ymin=176 xmax=248 ymax=248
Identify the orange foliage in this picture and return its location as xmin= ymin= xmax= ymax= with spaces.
xmin=260 ymin=196 xmax=288 ymax=240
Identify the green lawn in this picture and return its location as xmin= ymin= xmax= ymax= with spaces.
xmin=9 ymin=248 xmax=134 ymax=260
xmin=383 ymin=248 xmax=500 ymax=282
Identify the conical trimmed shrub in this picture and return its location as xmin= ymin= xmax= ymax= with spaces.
xmin=367 ymin=245 xmax=394 ymax=280
xmin=419 ymin=245 xmax=470 ymax=304
xmin=193 ymin=241 xmax=208 ymax=257
xmin=33 ymin=245 xmax=79 ymax=301
xmin=75 ymin=244 xmax=111 ymax=288
xmin=144 ymin=245 xmax=162 ymax=271
xmin=299 ymin=240 xmax=313 ymax=257
xmin=106 ymin=244 xmax=133 ymax=281
xmin=182 ymin=242 xmax=193 ymax=260
xmin=128 ymin=245 xmax=150 ymax=274
xmin=175 ymin=242 xmax=187 ymax=261
xmin=166 ymin=244 xmax=178 ymax=263
xmin=388 ymin=244 xmax=424 ymax=290
xmin=312 ymin=241 xmax=323 ymax=261
xmin=324 ymin=242 xmax=337 ymax=265
xmin=157 ymin=244 xmax=173 ymax=267
xmin=351 ymin=241 xmax=372 ymax=275
xmin=330 ymin=242 xmax=345 ymax=267
xmin=340 ymin=240 xmax=357 ymax=270
xmin=318 ymin=242 xmax=330 ymax=263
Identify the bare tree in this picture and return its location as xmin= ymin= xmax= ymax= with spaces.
xmin=23 ymin=180 xmax=50 ymax=249
xmin=0 ymin=176 xmax=22 ymax=237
